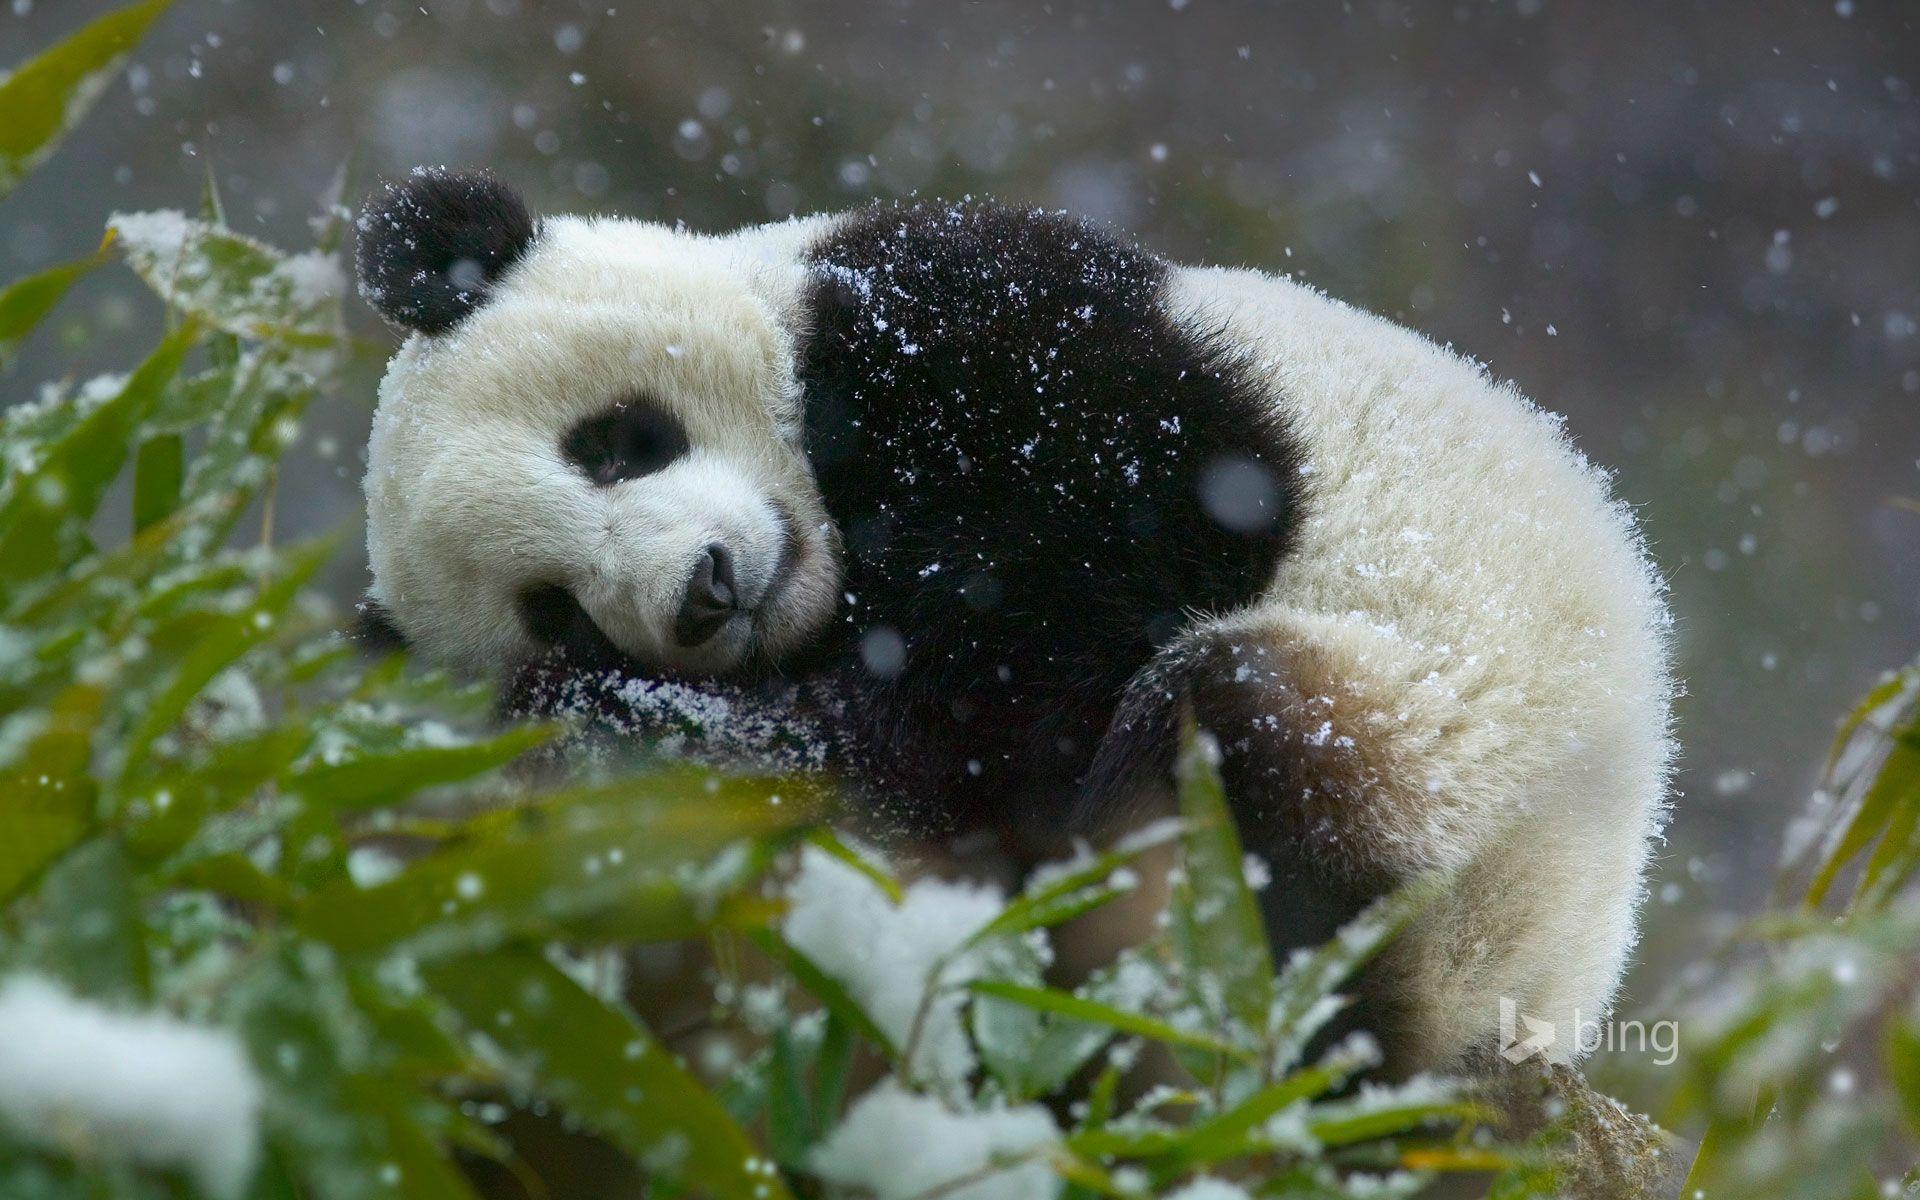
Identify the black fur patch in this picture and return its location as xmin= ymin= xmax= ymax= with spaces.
xmin=355 ymin=168 xmax=536 ymax=335
xmin=349 ymin=597 xmax=408 ymax=653
xmin=1079 ymin=626 xmax=1403 ymax=1061
xmin=798 ymin=200 xmax=1305 ymax=837
xmin=1084 ymin=629 xmax=1394 ymax=900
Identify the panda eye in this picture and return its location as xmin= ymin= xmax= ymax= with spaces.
xmin=562 ymin=399 xmax=690 ymax=486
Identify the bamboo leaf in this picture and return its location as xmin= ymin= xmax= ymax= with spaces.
xmin=811 ymin=1012 xmax=855 ymax=1137
xmin=1825 ymin=667 xmax=1915 ymax=772
xmin=1888 ymin=1015 xmax=1920 ymax=1137
xmin=0 ymin=684 xmax=102 ymax=903
xmin=0 ymin=0 xmax=172 ymax=199
xmin=1267 ymin=878 xmax=1440 ymax=1069
xmin=967 ymin=823 xmax=1180 ymax=950
xmin=298 ymin=784 xmax=797 ymax=958
xmin=1170 ymin=714 xmax=1274 ymax=1037
xmin=226 ymin=944 xmax=481 ymax=1200
xmin=0 ymin=243 xmax=107 ymax=369
xmin=804 ymin=826 xmax=902 ymax=903
xmin=1808 ymin=741 xmax=1920 ymax=907
xmin=109 ymin=211 xmax=344 ymax=340
xmin=0 ymin=322 xmax=197 ymax=588
xmin=426 ymin=949 xmax=790 ymax=1200
xmin=749 ymin=928 xmax=900 ymax=1058
xmin=968 ymin=980 xmax=1252 ymax=1060
xmin=283 ymin=723 xmax=552 ymax=808
xmin=23 ymin=836 xmax=149 ymax=1002
xmin=131 ymin=432 xmax=183 ymax=530
xmin=118 ymin=537 xmax=333 ymax=774
xmin=1854 ymin=773 xmax=1920 ymax=912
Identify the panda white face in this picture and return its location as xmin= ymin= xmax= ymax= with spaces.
xmin=358 ymin=172 xmax=841 ymax=677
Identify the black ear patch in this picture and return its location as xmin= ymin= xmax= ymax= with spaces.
xmin=355 ymin=167 xmax=536 ymax=335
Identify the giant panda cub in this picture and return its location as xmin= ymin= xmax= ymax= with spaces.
xmin=354 ymin=167 xmax=1673 ymax=1075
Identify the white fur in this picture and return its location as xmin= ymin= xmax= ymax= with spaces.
xmin=365 ymin=214 xmax=842 ymax=673
xmin=365 ymin=209 xmax=1673 ymax=1073
xmin=1167 ymin=267 xmax=1673 ymax=1069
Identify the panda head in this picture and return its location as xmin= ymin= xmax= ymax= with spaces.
xmin=355 ymin=167 xmax=841 ymax=678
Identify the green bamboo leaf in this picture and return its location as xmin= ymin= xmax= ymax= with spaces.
xmin=131 ymin=432 xmax=182 ymax=530
xmin=25 ymin=837 xmax=149 ymax=1001
xmin=118 ymin=537 xmax=333 ymax=774
xmin=804 ymin=826 xmax=902 ymax=903
xmin=179 ymin=350 xmax=314 ymax=515
xmin=0 ymin=0 xmax=172 ymax=199
xmin=341 ymin=971 xmax=481 ymax=1084
xmin=167 ymin=852 xmax=297 ymax=909
xmin=1808 ymin=741 xmax=1920 ymax=907
xmin=283 ymin=723 xmax=553 ymax=808
xmin=749 ymin=928 xmax=900 ymax=1058
xmin=1171 ymin=713 xmax=1274 ymax=1036
xmin=967 ymin=823 xmax=1180 ymax=950
xmin=811 ymin=1012 xmax=855 ymax=1137
xmin=109 ymin=211 xmax=344 ymax=340
xmin=426 ymin=948 xmax=791 ymax=1200
xmin=1854 ymin=768 xmax=1920 ymax=911
xmin=0 ymin=684 xmax=102 ymax=903
xmin=972 ymin=973 xmax=1109 ymax=1101
xmin=1308 ymin=1095 xmax=1478 ymax=1148
xmin=298 ymin=783 xmax=797 ymax=958
xmin=2 ymin=494 xmax=225 ymax=632
xmin=147 ymin=363 xmax=236 ymax=433
xmin=227 ymin=945 xmax=481 ymax=1200
xmin=1070 ymin=1040 xmax=1372 ymax=1167
xmin=968 ymin=980 xmax=1252 ymax=1060
xmin=766 ymin=1025 xmax=814 ymax=1167
xmin=1825 ymin=667 xmax=1916 ymax=772
xmin=1888 ymin=1015 xmax=1920 ymax=1136
xmin=0 ymin=241 xmax=107 ymax=368
xmin=0 ymin=322 xmax=197 ymax=587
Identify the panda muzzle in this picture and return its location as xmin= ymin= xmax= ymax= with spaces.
xmin=673 ymin=543 xmax=739 ymax=647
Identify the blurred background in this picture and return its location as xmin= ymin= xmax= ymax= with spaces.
xmin=3 ymin=0 xmax=1916 ymax=1004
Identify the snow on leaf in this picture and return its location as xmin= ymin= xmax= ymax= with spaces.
xmin=781 ymin=844 xmax=1004 ymax=1094
xmin=109 ymin=211 xmax=346 ymax=343
xmin=810 ymin=1079 xmax=1060 ymax=1200
xmin=0 ymin=972 xmax=263 ymax=1199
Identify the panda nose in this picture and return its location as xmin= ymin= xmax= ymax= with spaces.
xmin=673 ymin=543 xmax=738 ymax=646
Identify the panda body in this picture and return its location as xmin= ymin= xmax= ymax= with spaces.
xmin=356 ymin=170 xmax=1673 ymax=1073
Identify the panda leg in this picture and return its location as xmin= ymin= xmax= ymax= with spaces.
xmin=1079 ymin=624 xmax=1414 ymax=1055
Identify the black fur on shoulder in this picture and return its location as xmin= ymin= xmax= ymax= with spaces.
xmin=798 ymin=199 xmax=1306 ymax=839
xmin=355 ymin=167 xmax=536 ymax=335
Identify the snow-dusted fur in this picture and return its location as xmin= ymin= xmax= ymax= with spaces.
xmin=358 ymin=177 xmax=1672 ymax=1074
xmin=1162 ymin=267 xmax=1672 ymax=1070
xmin=363 ymin=210 xmax=838 ymax=676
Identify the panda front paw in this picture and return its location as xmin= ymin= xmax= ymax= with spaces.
xmin=502 ymin=650 xmax=841 ymax=779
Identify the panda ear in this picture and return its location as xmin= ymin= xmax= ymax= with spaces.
xmin=355 ymin=167 xmax=536 ymax=335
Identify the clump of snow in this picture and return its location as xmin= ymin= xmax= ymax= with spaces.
xmin=1164 ymin=1179 xmax=1254 ymax=1200
xmin=810 ymin=1080 xmax=1059 ymax=1200
xmin=272 ymin=250 xmax=347 ymax=311
xmin=108 ymin=209 xmax=194 ymax=267
xmin=782 ymin=845 xmax=1004 ymax=1091
xmin=0 ymin=974 xmax=264 ymax=1198
xmin=190 ymin=668 xmax=267 ymax=742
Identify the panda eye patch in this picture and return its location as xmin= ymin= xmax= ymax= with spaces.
xmin=562 ymin=399 xmax=690 ymax=485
